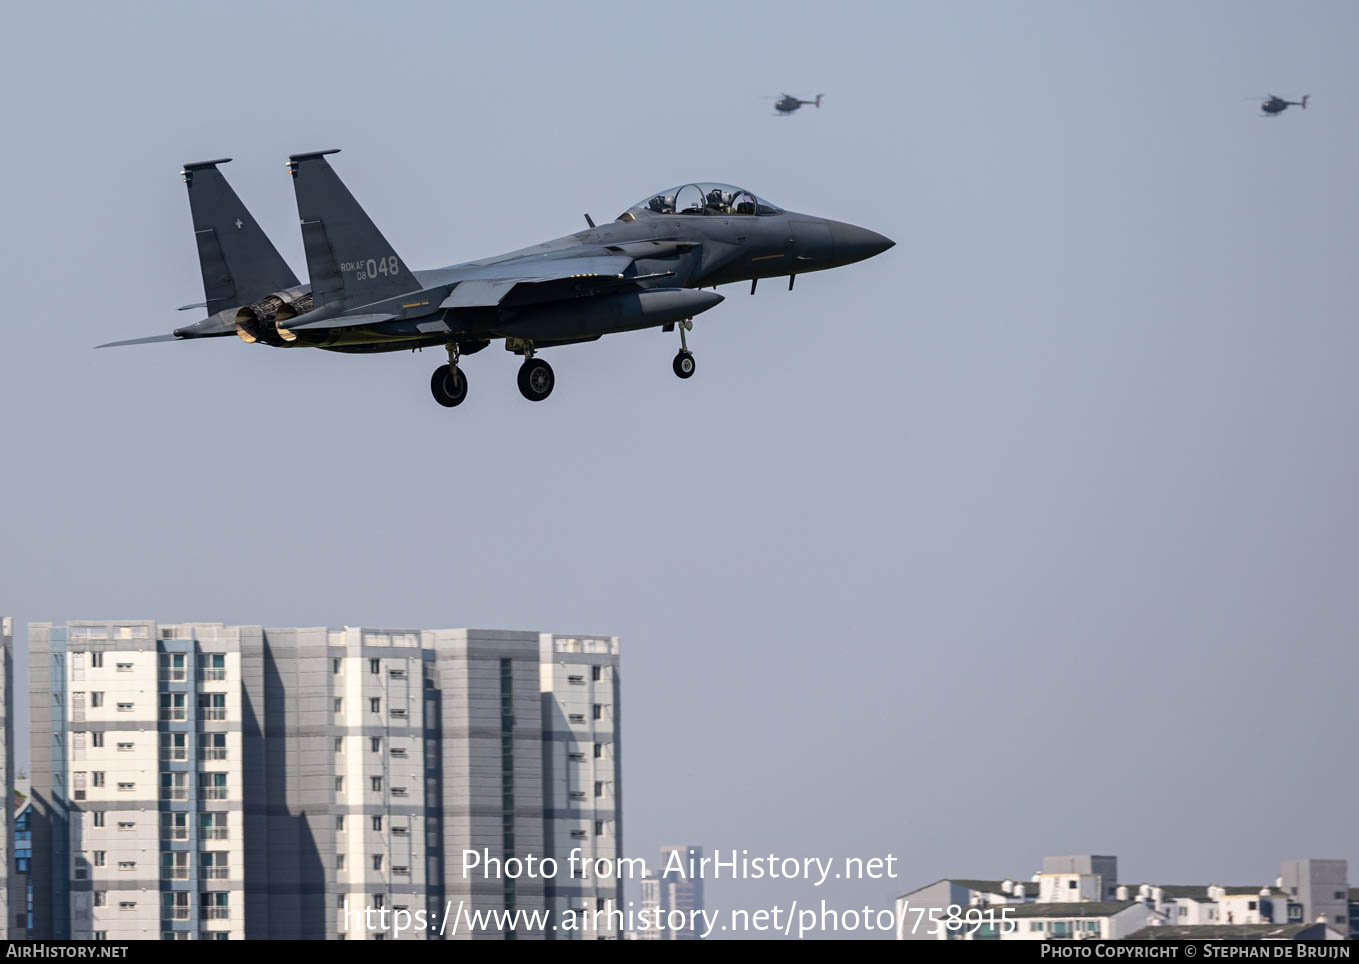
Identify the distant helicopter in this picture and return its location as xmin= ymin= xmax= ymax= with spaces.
xmin=769 ymin=93 xmax=823 ymax=115
xmin=1252 ymin=94 xmax=1309 ymax=116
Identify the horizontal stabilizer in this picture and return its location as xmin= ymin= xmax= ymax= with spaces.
xmin=279 ymin=310 xmax=399 ymax=332
xmin=96 ymin=333 xmax=188 ymax=348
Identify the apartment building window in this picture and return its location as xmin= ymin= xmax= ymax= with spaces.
xmin=568 ymin=675 xmax=584 ymax=685
xmin=90 ymin=652 xmax=104 ymax=668
xmin=595 ymin=820 xmax=604 ymax=836
xmin=594 ymin=781 xmax=604 ymax=798
xmin=116 ymin=662 xmax=133 ymax=672
xmin=198 ymin=653 xmax=226 ymax=681
xmin=162 ymin=812 xmax=189 ymax=842
xmin=201 ymin=772 xmax=227 ymax=800
xmin=371 ymin=737 xmax=382 ymax=753
xmin=569 ymin=751 xmax=585 ymax=761
xmin=201 ymin=732 xmax=227 ymax=761
xmin=334 ymin=698 xmax=343 ymax=713
xmin=159 ymin=693 xmax=186 ymax=722
xmin=370 ymin=698 xmax=381 ymax=714
xmin=202 ymin=852 xmax=229 ymax=880
xmin=372 ymin=855 xmax=383 ymax=871
xmin=200 ymin=812 xmax=227 ymax=841
xmin=92 ymin=731 xmax=104 ymax=748
xmin=117 ymin=820 xmax=135 ymax=831
xmin=392 ymin=825 xmax=408 ymax=837
xmin=370 ymin=659 xmax=381 ymax=675
xmin=335 ymin=776 xmax=344 ymax=792
xmin=94 ymin=933 xmax=106 ymax=942
xmin=92 ymin=771 xmax=105 ymax=787
xmin=115 ymin=702 xmax=134 ymax=713
xmin=91 ymin=692 xmax=104 ymax=708
xmin=391 ymin=707 xmax=407 ymax=720
xmin=162 ymin=892 xmax=190 ymax=920
xmin=393 ymin=866 xmax=409 ymax=877
xmin=118 ymin=861 xmax=136 ymax=871
xmin=161 ymin=772 xmax=188 ymax=801
xmin=118 ymin=901 xmax=136 ymax=911
xmin=159 ymin=653 xmax=186 ymax=682
xmin=333 ymin=658 xmax=341 ymax=674
xmin=592 ymin=704 xmax=603 ymax=720
xmin=201 ymin=892 xmax=229 ymax=920
xmin=389 ymin=668 xmax=405 ymax=679
xmin=569 ymin=713 xmax=585 ymax=723
xmin=72 ymin=772 xmax=86 ymax=801
xmin=198 ymin=693 xmax=226 ymax=721
xmin=593 ymin=743 xmax=603 ymax=758
xmin=592 ymin=665 xmax=602 ymax=681
xmin=93 ymin=851 xmax=107 ymax=867
xmin=92 ymin=811 xmax=105 ymax=827
xmin=160 ymin=732 xmax=187 ymax=762
xmin=116 ymin=741 xmax=134 ymax=752
xmin=94 ymin=892 xmax=106 ymax=907
xmin=162 ymin=851 xmax=189 ymax=880
xmin=390 ymin=746 xmax=407 ymax=759
xmin=336 ymin=815 xmax=344 ymax=831
xmin=337 ymin=855 xmax=345 ymax=871
xmin=371 ymin=777 xmax=383 ymax=792
xmin=372 ymin=816 xmax=382 ymax=831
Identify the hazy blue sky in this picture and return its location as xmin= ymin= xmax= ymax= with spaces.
xmin=3 ymin=0 xmax=1358 ymax=937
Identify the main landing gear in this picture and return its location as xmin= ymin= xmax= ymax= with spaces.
xmin=672 ymin=318 xmax=695 ymax=379
xmin=517 ymin=356 xmax=555 ymax=402
xmin=430 ymin=342 xmax=468 ymax=407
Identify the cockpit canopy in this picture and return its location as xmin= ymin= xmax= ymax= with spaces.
xmin=620 ymin=183 xmax=783 ymax=220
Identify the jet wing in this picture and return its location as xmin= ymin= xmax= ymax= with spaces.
xmin=438 ymin=254 xmax=641 ymax=309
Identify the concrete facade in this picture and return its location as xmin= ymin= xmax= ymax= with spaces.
xmin=27 ymin=621 xmax=622 ymax=940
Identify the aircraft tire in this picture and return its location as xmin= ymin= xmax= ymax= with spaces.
xmin=517 ymin=358 xmax=555 ymax=401
xmin=673 ymin=350 xmax=696 ymax=379
xmin=431 ymin=364 xmax=468 ymax=407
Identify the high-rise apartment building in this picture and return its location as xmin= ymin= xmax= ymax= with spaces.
xmin=0 ymin=617 xmax=12 ymax=939
xmin=27 ymin=621 xmax=621 ymax=940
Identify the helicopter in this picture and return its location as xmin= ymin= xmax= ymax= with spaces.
xmin=1253 ymin=94 xmax=1309 ymax=116
xmin=769 ymin=93 xmax=823 ymax=115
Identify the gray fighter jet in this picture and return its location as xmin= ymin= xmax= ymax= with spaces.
xmin=100 ymin=152 xmax=894 ymax=408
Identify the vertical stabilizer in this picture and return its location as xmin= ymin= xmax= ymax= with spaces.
xmin=181 ymin=159 xmax=299 ymax=313
xmin=286 ymin=150 xmax=420 ymax=311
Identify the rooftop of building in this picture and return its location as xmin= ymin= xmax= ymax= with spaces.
xmin=994 ymin=901 xmax=1138 ymax=919
xmin=1127 ymin=923 xmax=1333 ymax=940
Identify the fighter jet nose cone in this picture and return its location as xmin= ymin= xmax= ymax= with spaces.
xmin=827 ymin=221 xmax=895 ymax=264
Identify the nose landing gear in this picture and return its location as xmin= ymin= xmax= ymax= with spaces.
xmin=431 ymin=341 xmax=469 ymax=407
xmin=672 ymin=318 xmax=695 ymax=379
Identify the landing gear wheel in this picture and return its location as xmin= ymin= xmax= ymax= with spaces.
xmin=673 ymin=350 xmax=696 ymax=379
xmin=517 ymin=358 xmax=555 ymax=401
xmin=430 ymin=364 xmax=468 ymax=407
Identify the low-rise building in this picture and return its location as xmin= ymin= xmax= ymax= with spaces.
xmin=897 ymin=854 xmax=1351 ymax=940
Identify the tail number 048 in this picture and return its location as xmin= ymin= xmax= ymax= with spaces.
xmin=349 ymin=256 xmax=400 ymax=281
